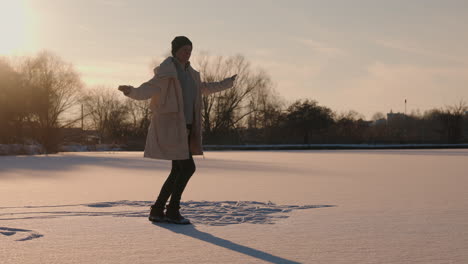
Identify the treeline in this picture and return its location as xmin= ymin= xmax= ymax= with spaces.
xmin=0 ymin=51 xmax=152 ymax=152
xmin=1 ymin=51 xmax=467 ymax=154
xmin=242 ymin=101 xmax=468 ymax=145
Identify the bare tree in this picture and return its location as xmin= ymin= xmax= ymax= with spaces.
xmin=445 ymin=100 xmax=468 ymax=116
xmin=19 ymin=51 xmax=83 ymax=152
xmin=194 ymin=54 xmax=275 ymax=139
xmin=246 ymin=80 xmax=284 ymax=129
xmin=81 ymin=86 xmax=129 ymax=143
xmin=125 ymin=97 xmax=151 ymax=136
xmin=440 ymin=100 xmax=468 ymax=143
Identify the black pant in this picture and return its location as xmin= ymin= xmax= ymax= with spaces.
xmin=154 ymin=124 xmax=196 ymax=209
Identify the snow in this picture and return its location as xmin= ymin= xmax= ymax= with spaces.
xmin=1 ymin=150 xmax=467 ymax=263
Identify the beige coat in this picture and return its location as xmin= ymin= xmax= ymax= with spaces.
xmin=126 ymin=57 xmax=234 ymax=160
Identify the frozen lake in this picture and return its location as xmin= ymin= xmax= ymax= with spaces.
xmin=1 ymin=150 xmax=467 ymax=263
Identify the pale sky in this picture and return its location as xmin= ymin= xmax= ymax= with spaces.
xmin=2 ymin=0 xmax=468 ymax=119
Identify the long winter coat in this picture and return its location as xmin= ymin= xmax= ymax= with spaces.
xmin=126 ymin=57 xmax=234 ymax=160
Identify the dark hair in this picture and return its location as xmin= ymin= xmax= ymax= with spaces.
xmin=171 ymin=36 xmax=193 ymax=56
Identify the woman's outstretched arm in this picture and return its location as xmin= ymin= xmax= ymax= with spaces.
xmin=118 ymin=76 xmax=161 ymax=100
xmin=200 ymin=74 xmax=237 ymax=95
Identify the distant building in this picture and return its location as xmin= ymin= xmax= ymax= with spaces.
xmin=387 ymin=110 xmax=406 ymax=126
xmin=387 ymin=110 xmax=405 ymax=121
xmin=60 ymin=127 xmax=84 ymax=143
xmin=373 ymin=118 xmax=387 ymax=126
xmin=60 ymin=128 xmax=99 ymax=144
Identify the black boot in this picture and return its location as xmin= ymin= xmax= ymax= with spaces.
xmin=165 ymin=205 xmax=191 ymax=225
xmin=148 ymin=205 xmax=166 ymax=222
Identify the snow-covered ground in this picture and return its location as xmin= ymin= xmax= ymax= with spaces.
xmin=1 ymin=150 xmax=467 ymax=263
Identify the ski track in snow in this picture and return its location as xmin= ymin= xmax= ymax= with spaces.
xmin=0 ymin=200 xmax=333 ymax=241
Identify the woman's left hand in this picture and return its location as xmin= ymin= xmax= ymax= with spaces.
xmin=118 ymin=85 xmax=132 ymax=95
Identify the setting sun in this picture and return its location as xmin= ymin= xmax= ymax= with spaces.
xmin=0 ymin=1 xmax=27 ymax=55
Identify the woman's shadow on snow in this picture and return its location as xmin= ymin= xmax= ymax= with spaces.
xmin=155 ymin=201 xmax=333 ymax=264
xmin=154 ymin=222 xmax=301 ymax=264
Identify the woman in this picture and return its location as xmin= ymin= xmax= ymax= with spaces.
xmin=118 ymin=36 xmax=237 ymax=224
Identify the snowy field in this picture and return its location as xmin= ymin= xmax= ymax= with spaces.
xmin=1 ymin=150 xmax=467 ymax=264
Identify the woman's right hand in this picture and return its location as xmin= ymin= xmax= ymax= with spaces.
xmin=118 ymin=85 xmax=132 ymax=95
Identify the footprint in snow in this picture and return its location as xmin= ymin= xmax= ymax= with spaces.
xmin=0 ymin=200 xmax=335 ymax=226
xmin=0 ymin=227 xmax=43 ymax=241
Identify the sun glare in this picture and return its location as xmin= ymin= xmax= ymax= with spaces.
xmin=0 ymin=1 xmax=28 ymax=55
